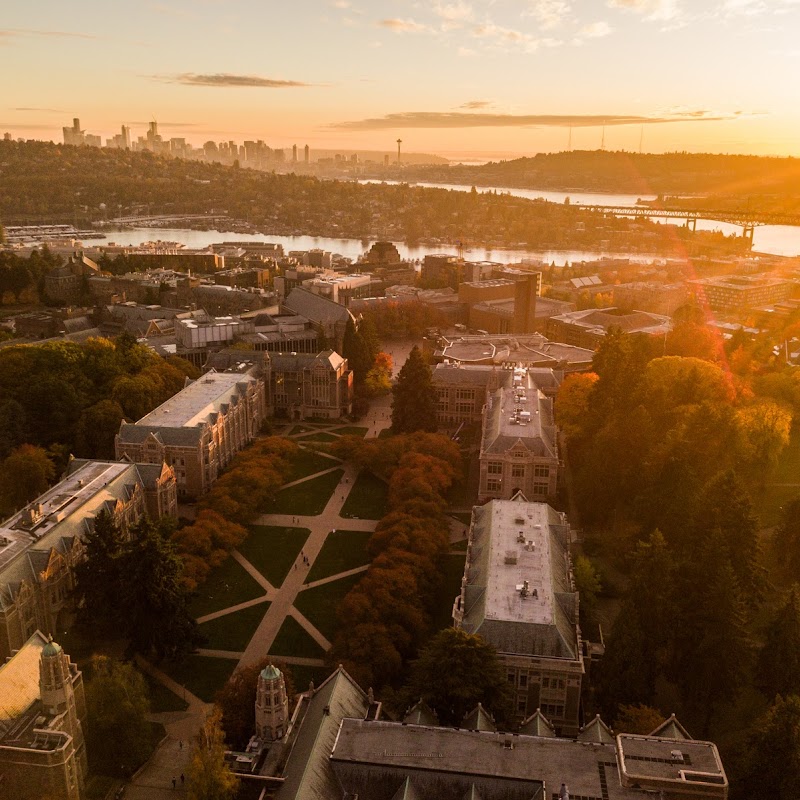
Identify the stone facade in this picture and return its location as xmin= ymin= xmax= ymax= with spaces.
xmin=0 ymin=461 xmax=176 ymax=661
xmin=115 ymin=366 xmax=267 ymax=499
xmin=0 ymin=633 xmax=89 ymax=800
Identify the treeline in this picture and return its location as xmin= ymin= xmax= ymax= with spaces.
xmin=556 ymin=328 xmax=793 ymax=531
xmin=358 ymin=300 xmax=451 ymax=340
xmin=0 ymin=249 xmax=62 ymax=305
xmin=397 ymin=149 xmax=800 ymax=203
xmin=174 ymin=437 xmax=298 ymax=590
xmin=0 ymin=335 xmax=199 ymax=516
xmin=327 ymin=432 xmax=462 ymax=691
xmin=0 ymin=140 xmax=745 ymax=253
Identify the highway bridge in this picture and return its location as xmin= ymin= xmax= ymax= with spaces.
xmin=580 ymin=205 xmax=800 ymax=244
xmin=106 ymin=213 xmax=230 ymax=225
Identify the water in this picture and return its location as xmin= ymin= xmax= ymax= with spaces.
xmin=358 ymin=179 xmax=800 ymax=257
xmin=100 ymin=228 xmax=667 ymax=267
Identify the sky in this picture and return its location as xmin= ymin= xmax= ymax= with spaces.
xmin=2 ymin=0 xmax=800 ymax=160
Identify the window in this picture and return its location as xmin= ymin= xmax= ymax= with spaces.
xmin=507 ymin=672 xmax=516 ymax=685
xmin=487 ymin=479 xmax=501 ymax=492
xmin=456 ymin=388 xmax=475 ymax=401
xmin=541 ymin=677 xmax=550 ymax=689
xmin=517 ymin=699 xmax=527 ymax=712
xmin=511 ymin=464 xmax=525 ymax=478
xmin=488 ymin=462 xmax=502 ymax=475
xmin=513 ymin=451 xmax=526 ymax=458
xmin=519 ymin=674 xmax=528 ymax=688
xmin=534 ymin=464 xmax=550 ymax=478
xmin=533 ymin=482 xmax=548 ymax=496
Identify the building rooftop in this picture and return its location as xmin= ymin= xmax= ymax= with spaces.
xmin=283 ymin=287 xmax=354 ymax=325
xmin=435 ymin=334 xmax=593 ymax=369
xmin=549 ymin=307 xmax=671 ymax=336
xmin=457 ymin=495 xmax=579 ymax=662
xmin=135 ymin=370 xmax=257 ymax=428
xmin=0 ymin=630 xmax=49 ymax=727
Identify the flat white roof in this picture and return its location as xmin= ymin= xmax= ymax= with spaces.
xmin=137 ymin=371 xmax=256 ymax=428
xmin=484 ymin=500 xmax=554 ymax=626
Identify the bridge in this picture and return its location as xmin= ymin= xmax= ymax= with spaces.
xmin=105 ymin=213 xmax=230 ymax=225
xmin=580 ymin=205 xmax=800 ymax=245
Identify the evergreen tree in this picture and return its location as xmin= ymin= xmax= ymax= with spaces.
xmin=342 ymin=317 xmax=373 ymax=386
xmin=757 ymin=585 xmax=800 ymax=700
xmin=773 ymin=497 xmax=800 ymax=582
xmin=186 ymin=708 xmax=239 ymax=800
xmin=73 ymin=510 xmax=126 ymax=634
xmin=391 ymin=346 xmax=437 ymax=434
xmin=121 ymin=518 xmax=201 ymax=660
xmin=738 ymin=695 xmax=800 ymax=798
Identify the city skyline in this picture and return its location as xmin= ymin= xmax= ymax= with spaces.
xmin=2 ymin=0 xmax=800 ymax=159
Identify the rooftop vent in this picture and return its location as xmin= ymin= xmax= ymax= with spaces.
xmin=504 ymin=550 xmax=518 ymax=565
xmin=671 ymin=750 xmax=685 ymax=764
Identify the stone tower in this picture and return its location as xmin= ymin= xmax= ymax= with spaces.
xmin=255 ymin=664 xmax=289 ymax=741
xmin=39 ymin=636 xmax=88 ymax=780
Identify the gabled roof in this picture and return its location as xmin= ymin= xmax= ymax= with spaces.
xmin=519 ymin=709 xmax=556 ymax=738
xmin=390 ymin=776 xmax=424 ymax=800
xmin=648 ymin=714 xmax=692 ymax=741
xmin=0 ymin=630 xmax=48 ymax=731
xmin=275 ymin=665 xmax=370 ymax=800
xmin=284 ymin=287 xmax=354 ymax=325
xmin=462 ymin=703 xmax=497 ymax=732
xmin=402 ymin=699 xmax=439 ymax=727
xmin=462 ymin=786 xmax=486 ymax=800
xmin=577 ymin=715 xmax=615 ymax=744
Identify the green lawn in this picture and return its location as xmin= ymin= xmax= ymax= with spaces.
xmin=145 ymin=673 xmax=189 ymax=713
xmin=286 ymin=664 xmax=333 ymax=694
xmin=340 ymin=470 xmax=388 ymax=520
xmin=288 ymin=424 xmax=315 ymax=436
xmin=294 ymin=572 xmax=364 ymax=641
xmin=162 ymin=655 xmax=237 ymax=703
xmin=450 ymin=539 xmax=469 ymax=552
xmin=431 ymin=554 xmax=466 ymax=631
xmin=269 ymin=615 xmax=328 ymax=658
xmin=189 ymin=556 xmax=265 ymax=618
xmin=238 ymin=526 xmax=311 ymax=587
xmin=378 ymin=428 xmax=392 ymax=439
xmin=198 ymin=602 xmax=269 ymax=652
xmin=305 ymin=529 xmax=372 ymax=583
xmin=335 ymin=426 xmax=369 ymax=437
xmin=296 ymin=431 xmax=339 ymax=443
xmin=287 ymin=448 xmax=340 ymax=482
xmin=269 ymin=469 xmax=344 ymax=516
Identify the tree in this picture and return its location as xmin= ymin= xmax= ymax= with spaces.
xmin=364 ymin=352 xmax=393 ymax=396
xmin=774 ymin=497 xmax=800 ymax=581
xmin=75 ymin=399 xmax=126 ymax=459
xmin=342 ymin=318 xmax=374 ymax=386
xmin=85 ymin=656 xmax=152 ymax=777
xmin=0 ymin=444 xmax=54 ymax=515
xmin=120 ymin=518 xmax=201 ymax=660
xmin=554 ymin=372 xmax=598 ymax=443
xmin=613 ymin=704 xmax=665 ymax=735
xmin=186 ymin=707 xmax=239 ymax=800
xmin=573 ymin=555 xmax=602 ymax=625
xmin=73 ymin=510 xmax=126 ymax=634
xmin=739 ymin=695 xmax=800 ymax=798
xmin=215 ymin=659 xmax=295 ymax=749
xmin=404 ymin=628 xmax=513 ymax=727
xmin=757 ymin=585 xmax=800 ymax=700
xmin=391 ymin=346 xmax=437 ymax=434
xmin=736 ymin=399 xmax=792 ymax=468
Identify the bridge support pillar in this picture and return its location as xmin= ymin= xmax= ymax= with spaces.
xmin=689 ymin=218 xmax=697 ymax=232
xmin=743 ymin=224 xmax=755 ymax=248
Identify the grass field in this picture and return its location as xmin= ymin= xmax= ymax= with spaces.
xmin=198 ymin=603 xmax=269 ymax=652
xmin=238 ymin=526 xmax=310 ymax=587
xmin=269 ymin=469 xmax=344 ymax=516
xmin=162 ymin=655 xmax=236 ymax=703
xmin=340 ymin=470 xmax=388 ymax=520
xmin=189 ymin=557 xmax=265 ymax=618
xmin=269 ymin=615 xmax=328 ymax=658
xmin=296 ymin=431 xmax=339 ymax=443
xmin=286 ymin=448 xmax=340 ymax=482
xmin=335 ymin=426 xmax=369 ymax=437
xmin=294 ymin=572 xmax=364 ymax=641
xmin=287 ymin=664 xmax=333 ymax=694
xmin=145 ymin=673 xmax=189 ymax=713
xmin=305 ymin=530 xmax=372 ymax=583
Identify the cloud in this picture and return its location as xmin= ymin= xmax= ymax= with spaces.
xmin=524 ymin=0 xmax=572 ymax=29
xmin=577 ymin=20 xmax=613 ymax=37
xmin=378 ymin=17 xmax=432 ymax=33
xmin=0 ymin=27 xmax=97 ymax=41
xmin=434 ymin=1 xmax=474 ymax=28
xmin=152 ymin=73 xmax=314 ymax=88
xmin=13 ymin=107 xmax=65 ymax=113
xmin=328 ymin=109 xmax=745 ymax=130
xmin=460 ymin=100 xmax=493 ymax=109
xmin=331 ymin=0 xmax=351 ymax=7
xmin=606 ymin=0 xmax=682 ymax=21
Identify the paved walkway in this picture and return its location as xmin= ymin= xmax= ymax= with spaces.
xmin=129 ymin=404 xmax=404 ymax=796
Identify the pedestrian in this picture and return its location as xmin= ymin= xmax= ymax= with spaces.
xmin=180 ymin=774 xmax=185 ymax=786
xmin=179 ymin=740 xmax=183 ymax=750
xmin=172 ymin=777 xmax=176 ymax=790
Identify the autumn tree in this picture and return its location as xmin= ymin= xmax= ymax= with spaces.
xmin=85 ymin=656 xmax=152 ymax=777
xmin=0 ymin=444 xmax=54 ymax=515
xmin=75 ymin=399 xmax=126 ymax=459
xmin=364 ymin=352 xmax=393 ymax=396
xmin=404 ymin=629 xmax=513 ymax=727
xmin=391 ymin=346 xmax=437 ymax=434
xmin=186 ymin=708 xmax=239 ymax=800
xmin=613 ymin=704 xmax=665 ymax=736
